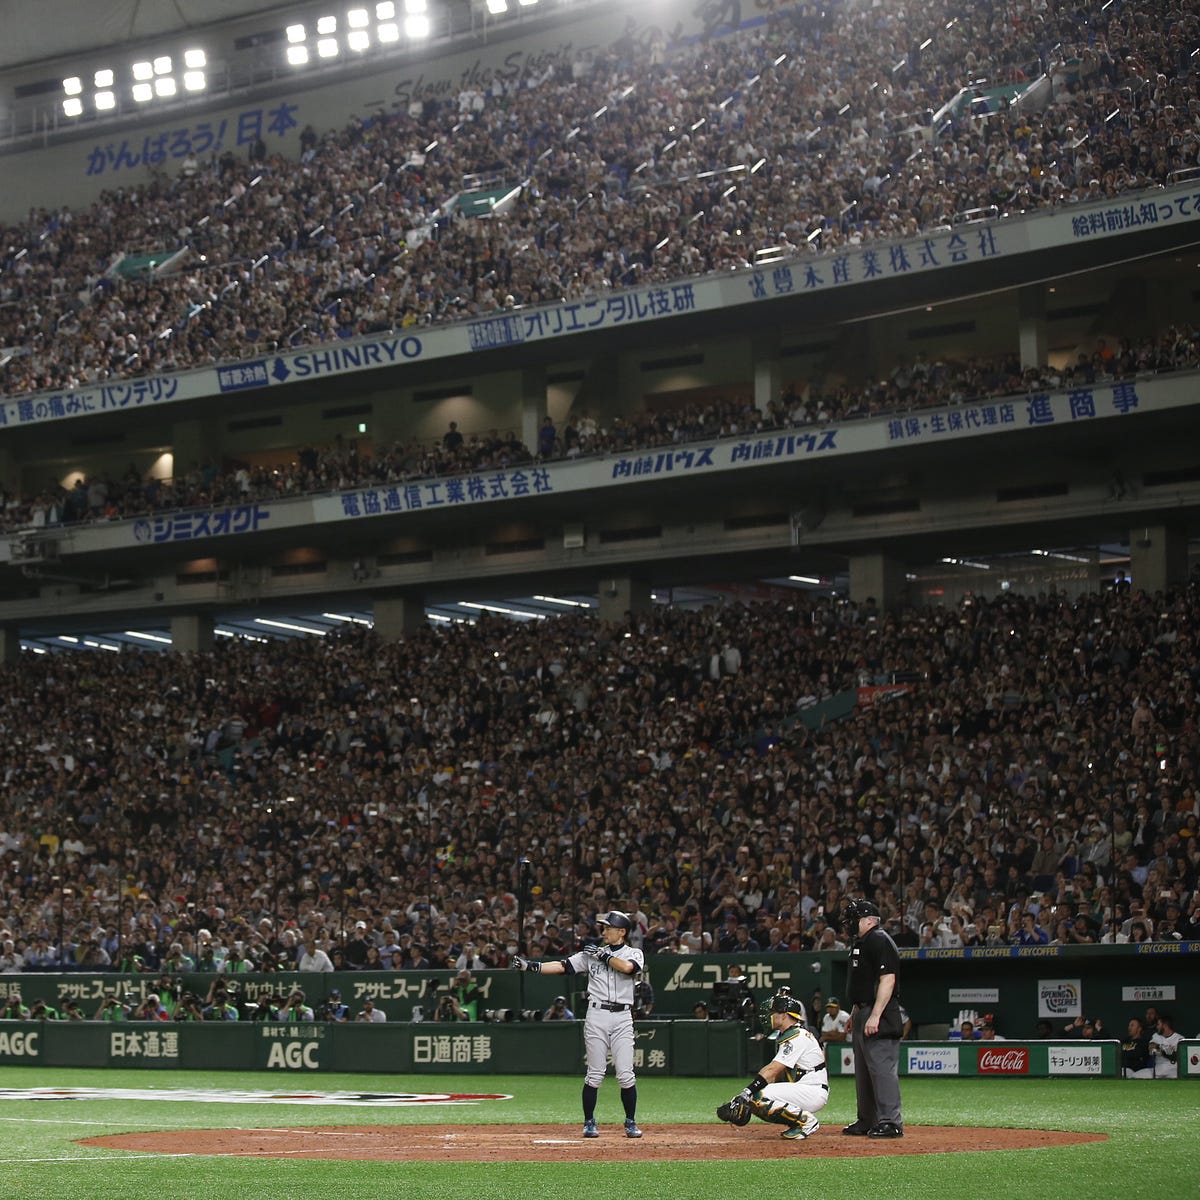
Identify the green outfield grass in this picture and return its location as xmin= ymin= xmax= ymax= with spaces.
xmin=0 ymin=1068 xmax=1191 ymax=1200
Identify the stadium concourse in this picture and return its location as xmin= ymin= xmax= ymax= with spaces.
xmin=0 ymin=585 xmax=1196 ymax=982
xmin=3 ymin=0 xmax=1200 ymax=395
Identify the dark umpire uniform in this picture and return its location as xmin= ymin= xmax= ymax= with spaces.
xmin=842 ymin=898 xmax=904 ymax=1138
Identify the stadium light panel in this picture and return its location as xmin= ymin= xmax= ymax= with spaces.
xmin=93 ymin=68 xmax=114 ymax=88
xmin=153 ymin=55 xmax=172 ymax=75
xmin=405 ymin=14 xmax=430 ymax=37
xmin=154 ymin=76 xmax=177 ymax=97
xmin=347 ymin=28 xmax=370 ymax=50
xmin=317 ymin=36 xmax=339 ymax=57
xmin=63 ymin=76 xmax=83 ymax=95
xmin=317 ymin=14 xmax=337 ymax=33
xmin=377 ymin=21 xmax=399 ymax=40
xmin=94 ymin=90 xmax=116 ymax=110
xmin=132 ymin=82 xmax=153 ymax=102
xmin=286 ymin=23 xmax=306 ymax=41
xmin=62 ymin=96 xmax=83 ymax=116
xmin=376 ymin=0 xmax=396 ymax=16
xmin=347 ymin=7 xmax=370 ymax=27
xmin=486 ymin=0 xmax=507 ymax=12
xmin=405 ymin=0 xmax=427 ymax=11
xmin=183 ymin=70 xmax=206 ymax=92
xmin=184 ymin=48 xmax=206 ymax=69
xmin=518 ymin=0 xmax=538 ymax=6
xmin=132 ymin=60 xmax=153 ymax=80
xmin=287 ymin=44 xmax=310 ymax=64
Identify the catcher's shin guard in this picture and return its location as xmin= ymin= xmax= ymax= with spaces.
xmin=751 ymin=1098 xmax=804 ymax=1129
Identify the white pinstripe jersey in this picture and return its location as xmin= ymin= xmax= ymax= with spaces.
xmin=565 ymin=945 xmax=644 ymax=1005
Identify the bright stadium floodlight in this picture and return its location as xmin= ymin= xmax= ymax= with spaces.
xmin=63 ymin=76 xmax=82 ymax=95
xmin=317 ymin=14 xmax=337 ymax=33
xmin=287 ymin=44 xmax=310 ymax=64
xmin=286 ymin=22 xmax=306 ymax=41
xmin=93 ymin=68 xmax=114 ymax=88
xmin=376 ymin=0 xmax=396 ymax=16
xmin=406 ymin=0 xmax=427 ymax=11
xmin=62 ymin=96 xmax=83 ymax=116
xmin=154 ymin=76 xmax=177 ymax=97
xmin=347 ymin=7 xmax=369 ymax=27
xmin=153 ymin=55 xmax=172 ymax=75
xmin=405 ymin=13 xmax=430 ymax=36
xmin=377 ymin=21 xmax=399 ymax=40
xmin=518 ymin=0 xmax=538 ymax=6
xmin=347 ymin=28 xmax=370 ymax=50
xmin=132 ymin=82 xmax=153 ymax=101
xmin=183 ymin=48 xmax=206 ymax=69
xmin=132 ymin=60 xmax=153 ymax=80
xmin=317 ymin=36 xmax=339 ymax=56
xmin=183 ymin=70 xmax=206 ymax=92
xmin=486 ymin=0 xmax=507 ymax=12
xmin=94 ymin=90 xmax=116 ymax=110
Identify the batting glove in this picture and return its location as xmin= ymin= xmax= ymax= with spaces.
xmin=510 ymin=955 xmax=541 ymax=973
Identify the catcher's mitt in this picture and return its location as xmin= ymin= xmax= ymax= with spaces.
xmin=716 ymin=1095 xmax=753 ymax=1126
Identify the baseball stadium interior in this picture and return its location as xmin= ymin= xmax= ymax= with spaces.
xmin=0 ymin=0 xmax=1196 ymax=1066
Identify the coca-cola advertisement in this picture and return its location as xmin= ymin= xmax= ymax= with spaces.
xmin=977 ymin=1047 xmax=1030 ymax=1074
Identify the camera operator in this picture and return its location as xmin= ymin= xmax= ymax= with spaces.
xmin=174 ymin=991 xmax=206 ymax=1022
xmin=356 ymin=996 xmax=387 ymax=1022
xmin=1 ymin=991 xmax=30 ymax=1019
xmin=28 ymin=997 xmax=60 ymax=1020
xmin=450 ymin=969 xmax=482 ymax=1020
xmin=281 ymin=989 xmax=315 ymax=1022
xmin=434 ymin=991 xmax=465 ymax=1022
xmin=132 ymin=993 xmax=170 ymax=1021
xmin=543 ymin=995 xmax=575 ymax=1021
xmin=62 ymin=998 xmax=84 ymax=1021
xmin=203 ymin=980 xmax=239 ymax=1021
xmin=322 ymin=987 xmax=349 ymax=1023
xmin=249 ymin=992 xmax=283 ymax=1021
xmin=94 ymin=991 xmax=127 ymax=1022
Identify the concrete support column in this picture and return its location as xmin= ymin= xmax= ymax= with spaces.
xmin=520 ymin=365 xmax=548 ymax=456
xmin=597 ymin=576 xmax=651 ymax=625
xmin=1129 ymin=525 xmax=1188 ymax=595
xmin=171 ymin=613 xmax=214 ymax=655
xmin=171 ymin=417 xmax=220 ymax=481
xmin=849 ymin=554 xmax=907 ymax=613
xmin=752 ymin=331 xmax=782 ymax=414
xmin=0 ymin=626 xmax=20 ymax=664
xmin=374 ymin=593 xmax=426 ymax=641
xmin=0 ymin=448 xmax=15 ymax=494
xmin=1017 ymin=285 xmax=1047 ymax=369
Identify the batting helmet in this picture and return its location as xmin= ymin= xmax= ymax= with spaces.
xmin=841 ymin=898 xmax=880 ymax=933
xmin=597 ymin=911 xmax=633 ymax=932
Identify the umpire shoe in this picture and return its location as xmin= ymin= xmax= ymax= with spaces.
xmin=867 ymin=1122 xmax=904 ymax=1139
xmin=842 ymin=1121 xmax=871 ymax=1136
xmin=583 ymin=1119 xmax=599 ymax=1138
xmin=624 ymin=1119 xmax=643 ymax=1139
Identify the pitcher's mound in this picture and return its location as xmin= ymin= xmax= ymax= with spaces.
xmin=81 ymin=1123 xmax=1106 ymax=1161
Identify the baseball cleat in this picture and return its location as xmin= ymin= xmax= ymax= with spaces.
xmin=624 ymin=1119 xmax=643 ymax=1139
xmin=842 ymin=1121 xmax=871 ymax=1136
xmin=867 ymin=1122 xmax=903 ymax=1138
xmin=583 ymin=1119 xmax=599 ymax=1138
xmin=781 ymin=1113 xmax=819 ymax=1140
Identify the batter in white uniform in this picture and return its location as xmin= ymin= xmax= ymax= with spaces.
xmin=511 ymin=910 xmax=644 ymax=1139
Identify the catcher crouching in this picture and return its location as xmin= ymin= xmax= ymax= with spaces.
xmin=716 ymin=990 xmax=828 ymax=1140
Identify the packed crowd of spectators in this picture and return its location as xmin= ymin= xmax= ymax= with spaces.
xmin=2 ymin=0 xmax=1199 ymax=396
xmin=0 ymin=584 xmax=1197 ymax=990
xmin=5 ymin=320 xmax=1200 ymax=533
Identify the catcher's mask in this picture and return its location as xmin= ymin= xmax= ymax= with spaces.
xmin=759 ymin=988 xmax=804 ymax=1038
xmin=841 ymin=897 xmax=880 ymax=935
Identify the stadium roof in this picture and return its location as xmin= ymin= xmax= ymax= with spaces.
xmin=0 ymin=1 xmax=293 ymax=71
